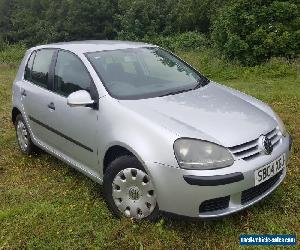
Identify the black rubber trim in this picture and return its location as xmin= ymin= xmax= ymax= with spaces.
xmin=183 ymin=172 xmax=244 ymax=186
xmin=29 ymin=116 xmax=93 ymax=152
xmin=48 ymin=49 xmax=59 ymax=91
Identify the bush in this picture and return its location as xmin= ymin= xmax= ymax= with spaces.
xmin=168 ymin=32 xmax=210 ymax=51
xmin=212 ymin=0 xmax=300 ymax=65
xmin=121 ymin=32 xmax=210 ymax=52
xmin=179 ymin=49 xmax=299 ymax=81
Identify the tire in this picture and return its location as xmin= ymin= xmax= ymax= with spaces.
xmin=103 ymin=155 xmax=160 ymax=221
xmin=15 ymin=114 xmax=37 ymax=155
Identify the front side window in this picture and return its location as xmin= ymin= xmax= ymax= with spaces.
xmin=54 ymin=51 xmax=92 ymax=97
xmin=31 ymin=49 xmax=55 ymax=88
xmin=24 ymin=51 xmax=36 ymax=81
xmin=86 ymin=47 xmax=208 ymax=99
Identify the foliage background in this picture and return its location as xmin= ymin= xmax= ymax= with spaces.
xmin=0 ymin=0 xmax=299 ymax=65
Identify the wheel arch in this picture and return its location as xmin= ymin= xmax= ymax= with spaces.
xmin=12 ymin=107 xmax=21 ymax=125
xmin=102 ymin=143 xmax=148 ymax=176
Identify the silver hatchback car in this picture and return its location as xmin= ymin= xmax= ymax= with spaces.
xmin=12 ymin=41 xmax=292 ymax=220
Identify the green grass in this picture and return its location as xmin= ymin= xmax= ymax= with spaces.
xmin=0 ymin=51 xmax=299 ymax=249
xmin=0 ymin=43 xmax=27 ymax=66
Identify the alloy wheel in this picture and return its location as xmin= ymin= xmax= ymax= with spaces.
xmin=16 ymin=120 xmax=29 ymax=152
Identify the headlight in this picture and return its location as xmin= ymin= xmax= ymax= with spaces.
xmin=273 ymin=112 xmax=287 ymax=137
xmin=174 ymin=139 xmax=234 ymax=170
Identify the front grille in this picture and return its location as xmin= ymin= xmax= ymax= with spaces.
xmin=199 ymin=196 xmax=230 ymax=213
xmin=228 ymin=127 xmax=281 ymax=161
xmin=241 ymin=170 xmax=283 ymax=204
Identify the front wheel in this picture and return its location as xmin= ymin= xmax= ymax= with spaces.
xmin=103 ymin=155 xmax=159 ymax=220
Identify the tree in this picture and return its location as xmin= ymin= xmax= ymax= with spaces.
xmin=115 ymin=0 xmax=177 ymax=39
xmin=174 ymin=0 xmax=227 ymax=33
xmin=5 ymin=0 xmax=116 ymax=46
xmin=64 ymin=0 xmax=116 ymax=41
xmin=212 ymin=0 xmax=300 ymax=65
xmin=8 ymin=0 xmax=51 ymax=45
xmin=0 ymin=0 xmax=15 ymax=43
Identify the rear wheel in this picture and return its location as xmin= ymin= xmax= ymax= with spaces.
xmin=103 ymin=155 xmax=159 ymax=220
xmin=15 ymin=114 xmax=37 ymax=155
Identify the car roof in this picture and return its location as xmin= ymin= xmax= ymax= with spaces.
xmin=31 ymin=40 xmax=156 ymax=54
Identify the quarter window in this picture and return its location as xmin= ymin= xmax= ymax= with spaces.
xmin=54 ymin=51 xmax=92 ymax=97
xmin=31 ymin=49 xmax=55 ymax=88
xmin=24 ymin=51 xmax=36 ymax=81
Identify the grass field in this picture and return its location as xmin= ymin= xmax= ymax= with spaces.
xmin=0 ymin=52 xmax=299 ymax=249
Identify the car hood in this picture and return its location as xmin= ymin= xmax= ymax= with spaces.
xmin=119 ymin=83 xmax=277 ymax=147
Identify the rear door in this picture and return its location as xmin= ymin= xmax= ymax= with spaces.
xmin=21 ymin=48 xmax=58 ymax=147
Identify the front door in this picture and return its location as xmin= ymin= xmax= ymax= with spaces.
xmin=48 ymin=50 xmax=99 ymax=173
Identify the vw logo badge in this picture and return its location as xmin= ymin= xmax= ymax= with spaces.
xmin=128 ymin=186 xmax=140 ymax=200
xmin=259 ymin=135 xmax=273 ymax=155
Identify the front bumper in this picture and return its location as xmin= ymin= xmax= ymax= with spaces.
xmin=146 ymin=134 xmax=292 ymax=218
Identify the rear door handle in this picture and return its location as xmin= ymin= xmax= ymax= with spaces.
xmin=48 ymin=102 xmax=55 ymax=110
xmin=21 ymin=89 xmax=27 ymax=96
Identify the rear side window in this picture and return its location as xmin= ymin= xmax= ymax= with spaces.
xmin=31 ymin=49 xmax=55 ymax=88
xmin=54 ymin=50 xmax=92 ymax=97
xmin=24 ymin=51 xmax=36 ymax=81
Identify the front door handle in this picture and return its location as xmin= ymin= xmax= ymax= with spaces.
xmin=48 ymin=102 xmax=55 ymax=110
xmin=21 ymin=89 xmax=27 ymax=96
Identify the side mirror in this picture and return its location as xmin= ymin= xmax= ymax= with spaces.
xmin=67 ymin=90 xmax=96 ymax=108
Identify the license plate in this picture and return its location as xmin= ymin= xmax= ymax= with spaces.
xmin=254 ymin=154 xmax=286 ymax=186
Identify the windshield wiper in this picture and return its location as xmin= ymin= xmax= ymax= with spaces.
xmin=159 ymin=77 xmax=210 ymax=97
xmin=159 ymin=87 xmax=193 ymax=97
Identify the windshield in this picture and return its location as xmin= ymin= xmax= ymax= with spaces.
xmin=86 ymin=47 xmax=208 ymax=99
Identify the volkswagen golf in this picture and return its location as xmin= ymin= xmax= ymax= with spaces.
xmin=12 ymin=41 xmax=292 ymax=220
